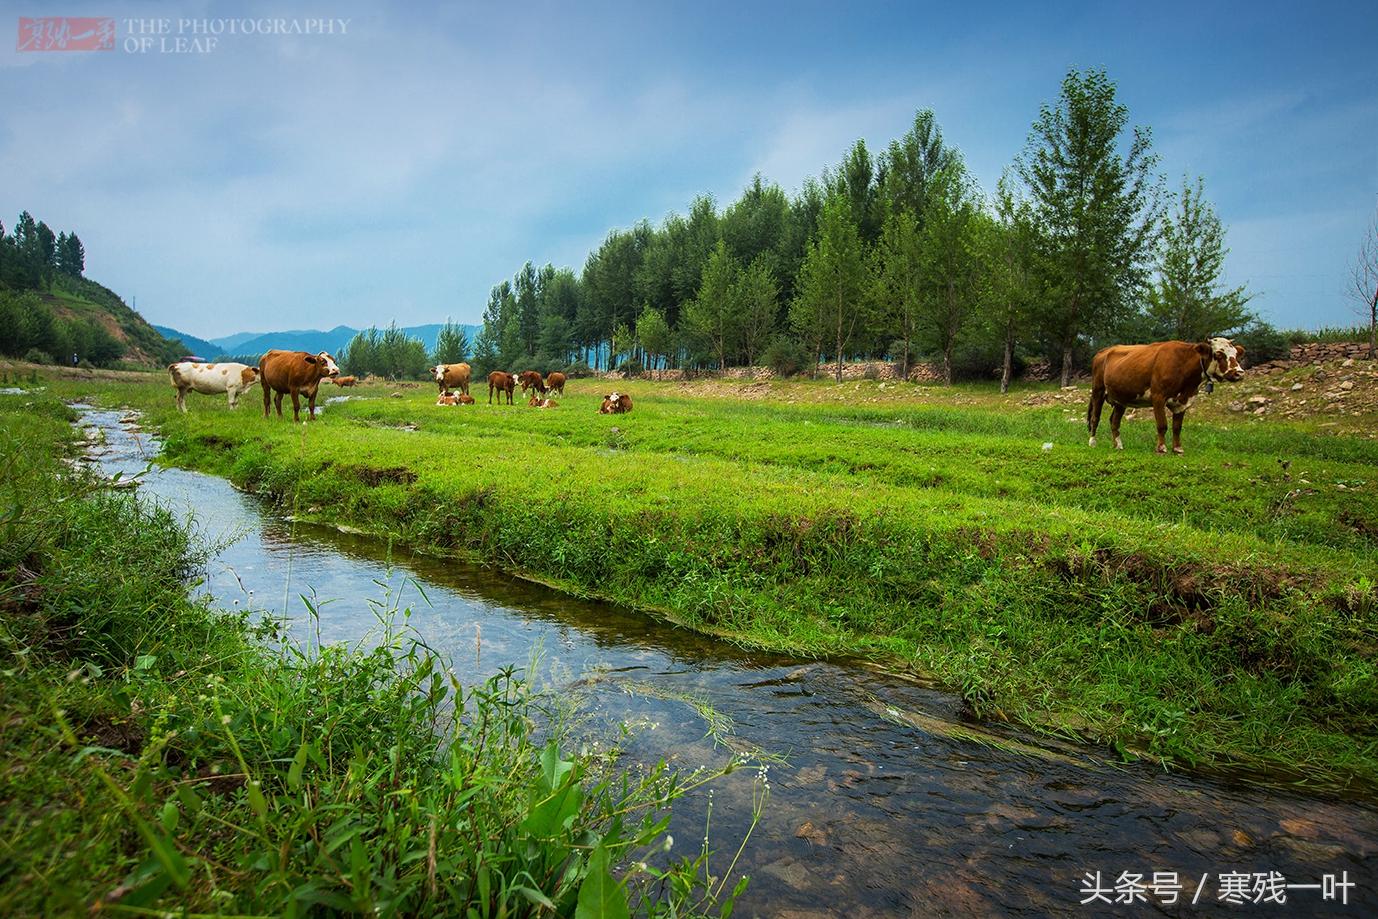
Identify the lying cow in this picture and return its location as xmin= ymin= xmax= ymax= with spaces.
xmin=331 ymin=375 xmax=358 ymax=387
xmin=528 ymin=394 xmax=557 ymax=408
xmin=433 ymin=362 xmax=471 ymax=396
xmin=437 ymin=391 xmax=460 ymax=406
xmin=1088 ymin=337 xmax=1244 ymax=454
xmin=259 ymin=349 xmax=340 ymax=422
xmin=517 ymin=370 xmax=546 ymax=398
xmin=544 ymin=371 xmax=567 ymax=397
xmin=168 ymin=361 xmax=259 ymax=412
xmin=488 ymin=370 xmax=516 ymax=404
xmin=598 ymin=391 xmax=633 ymax=414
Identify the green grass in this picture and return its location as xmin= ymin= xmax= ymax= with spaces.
xmin=44 ymin=374 xmax=1378 ymax=793
xmin=0 ymin=387 xmax=754 ymax=915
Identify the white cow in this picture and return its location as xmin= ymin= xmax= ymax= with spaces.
xmin=168 ymin=361 xmax=260 ymax=412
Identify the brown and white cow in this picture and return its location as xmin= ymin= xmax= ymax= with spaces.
xmin=516 ymin=370 xmax=546 ymax=398
xmin=436 ymin=391 xmax=460 ymax=406
xmin=259 ymin=349 xmax=340 ymax=422
xmin=544 ymin=371 xmax=567 ymax=397
xmin=433 ymin=362 xmax=471 ymax=396
xmin=528 ymin=394 xmax=558 ymax=408
xmin=168 ymin=361 xmax=259 ymax=412
xmin=1088 ymin=337 xmax=1244 ymax=454
xmin=598 ymin=391 xmax=633 ymax=414
xmin=331 ymin=375 xmax=358 ymax=387
xmin=488 ymin=370 xmax=516 ymax=404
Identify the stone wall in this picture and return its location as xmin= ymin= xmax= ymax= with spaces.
xmin=1245 ymin=341 xmax=1373 ymax=377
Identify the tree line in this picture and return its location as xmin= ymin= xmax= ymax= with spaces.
xmin=467 ymin=68 xmax=1278 ymax=388
xmin=0 ymin=210 xmax=132 ymax=367
xmin=338 ymin=320 xmax=472 ymax=379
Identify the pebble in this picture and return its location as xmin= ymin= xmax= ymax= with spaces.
xmin=1291 ymin=383 xmax=1304 ymax=391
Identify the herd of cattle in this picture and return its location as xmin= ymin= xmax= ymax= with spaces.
xmin=167 ymin=352 xmax=634 ymax=423
xmin=167 ymin=336 xmax=1245 ymax=453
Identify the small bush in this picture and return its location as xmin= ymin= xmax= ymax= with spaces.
xmin=23 ymin=347 xmax=54 ymax=365
xmin=762 ymin=335 xmax=808 ymax=378
xmin=1233 ymin=319 xmax=1291 ymax=363
xmin=563 ymin=360 xmax=593 ymax=378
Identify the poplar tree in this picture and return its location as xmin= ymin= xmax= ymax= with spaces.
xmin=792 ymin=190 xmax=868 ymax=382
xmin=1018 ymin=68 xmax=1161 ymax=385
xmin=1145 ymin=177 xmax=1252 ymax=341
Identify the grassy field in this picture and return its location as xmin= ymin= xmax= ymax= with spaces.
xmin=0 ymin=386 xmax=751 ymax=915
xmin=34 ymin=363 xmax=1378 ymax=793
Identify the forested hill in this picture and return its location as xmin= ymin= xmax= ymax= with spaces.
xmin=0 ymin=210 xmax=182 ymax=367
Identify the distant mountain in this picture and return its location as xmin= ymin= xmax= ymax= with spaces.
xmin=153 ymin=325 xmax=223 ymax=359
xmin=211 ymin=323 xmax=482 ymax=359
xmin=209 ymin=330 xmax=263 ymax=351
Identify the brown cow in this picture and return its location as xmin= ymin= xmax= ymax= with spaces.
xmin=436 ymin=391 xmax=460 ymax=406
xmin=598 ymin=391 xmax=633 ymax=414
xmin=259 ymin=349 xmax=340 ymax=422
xmin=330 ymin=375 xmax=358 ymax=387
xmin=516 ymin=370 xmax=546 ymax=398
xmin=528 ymin=394 xmax=558 ymax=408
xmin=1088 ymin=337 xmax=1244 ymax=454
xmin=544 ymin=371 xmax=567 ymax=396
xmin=432 ymin=362 xmax=471 ymax=395
xmin=458 ymin=393 xmax=475 ymax=404
xmin=488 ymin=370 xmax=516 ymax=404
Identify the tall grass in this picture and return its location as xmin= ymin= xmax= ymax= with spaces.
xmin=0 ymin=389 xmax=755 ymax=915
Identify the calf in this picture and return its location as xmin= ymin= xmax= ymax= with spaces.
xmin=259 ymin=349 xmax=340 ymax=422
xmin=517 ymin=370 xmax=546 ymax=398
xmin=433 ymin=362 xmax=472 ymax=395
xmin=544 ymin=371 xmax=567 ymax=396
xmin=437 ymin=391 xmax=460 ymax=406
xmin=488 ymin=370 xmax=516 ymax=404
xmin=168 ymin=361 xmax=259 ymax=412
xmin=598 ymin=391 xmax=633 ymax=414
xmin=1088 ymin=337 xmax=1244 ymax=454
xmin=528 ymin=394 xmax=558 ymax=408
xmin=331 ymin=375 xmax=358 ymax=387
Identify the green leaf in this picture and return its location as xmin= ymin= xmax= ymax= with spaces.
xmin=574 ymin=845 xmax=629 ymax=919
xmin=160 ymin=798 xmax=180 ymax=833
xmin=134 ymin=654 xmax=157 ymax=671
xmin=175 ymin=784 xmax=202 ymax=816
xmin=288 ymin=741 xmax=310 ymax=791
xmin=246 ymin=780 xmax=268 ymax=819
xmin=515 ymin=886 xmax=557 ymax=910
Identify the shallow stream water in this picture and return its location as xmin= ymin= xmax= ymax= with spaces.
xmin=77 ymin=407 xmax=1375 ymax=917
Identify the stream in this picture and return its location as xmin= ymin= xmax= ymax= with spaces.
xmin=77 ymin=407 xmax=1375 ymax=916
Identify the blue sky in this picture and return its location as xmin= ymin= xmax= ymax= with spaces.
xmin=2 ymin=0 xmax=1375 ymax=338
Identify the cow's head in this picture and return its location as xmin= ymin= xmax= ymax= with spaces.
xmin=432 ymin=364 xmax=446 ymax=383
xmin=241 ymin=366 xmax=260 ymax=387
xmin=316 ymin=351 xmax=341 ymax=377
xmin=1199 ymin=337 xmax=1245 ymax=382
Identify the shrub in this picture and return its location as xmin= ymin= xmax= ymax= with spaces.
xmin=762 ymin=335 xmax=808 ymax=378
xmin=23 ymin=347 xmax=54 ymax=365
xmin=1232 ymin=319 xmax=1291 ymax=363
xmin=563 ymin=360 xmax=593 ymax=378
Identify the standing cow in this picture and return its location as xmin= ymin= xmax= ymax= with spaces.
xmin=516 ymin=370 xmax=546 ymax=398
xmin=544 ymin=371 xmax=567 ymax=397
xmin=168 ymin=361 xmax=259 ymax=412
xmin=259 ymin=349 xmax=340 ymax=422
xmin=488 ymin=370 xmax=516 ymax=404
xmin=1088 ymin=337 xmax=1244 ymax=454
xmin=433 ymin=362 xmax=472 ymax=396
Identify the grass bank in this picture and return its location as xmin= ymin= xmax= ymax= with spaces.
xmin=0 ymin=388 xmax=750 ymax=915
xmin=49 ymin=374 xmax=1378 ymax=793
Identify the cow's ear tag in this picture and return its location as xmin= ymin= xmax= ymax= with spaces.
xmin=1206 ymin=381 xmax=1214 ymax=394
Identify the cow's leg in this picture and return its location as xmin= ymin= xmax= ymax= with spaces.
xmin=308 ymin=390 xmax=317 ymax=420
xmin=263 ymin=385 xmax=272 ymax=418
xmin=227 ymin=389 xmax=237 ymax=409
xmin=1171 ymin=411 xmax=1186 ymax=455
xmin=274 ymin=391 xmax=285 ymax=418
xmin=177 ymin=386 xmax=188 ymax=413
xmin=1109 ymin=403 xmax=1127 ymax=450
xmin=1087 ymin=385 xmax=1106 ymax=446
xmin=1152 ymin=397 xmax=1169 ymax=454
xmin=488 ymin=383 xmax=494 ymax=404
xmin=291 ymin=391 xmax=302 ymax=423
